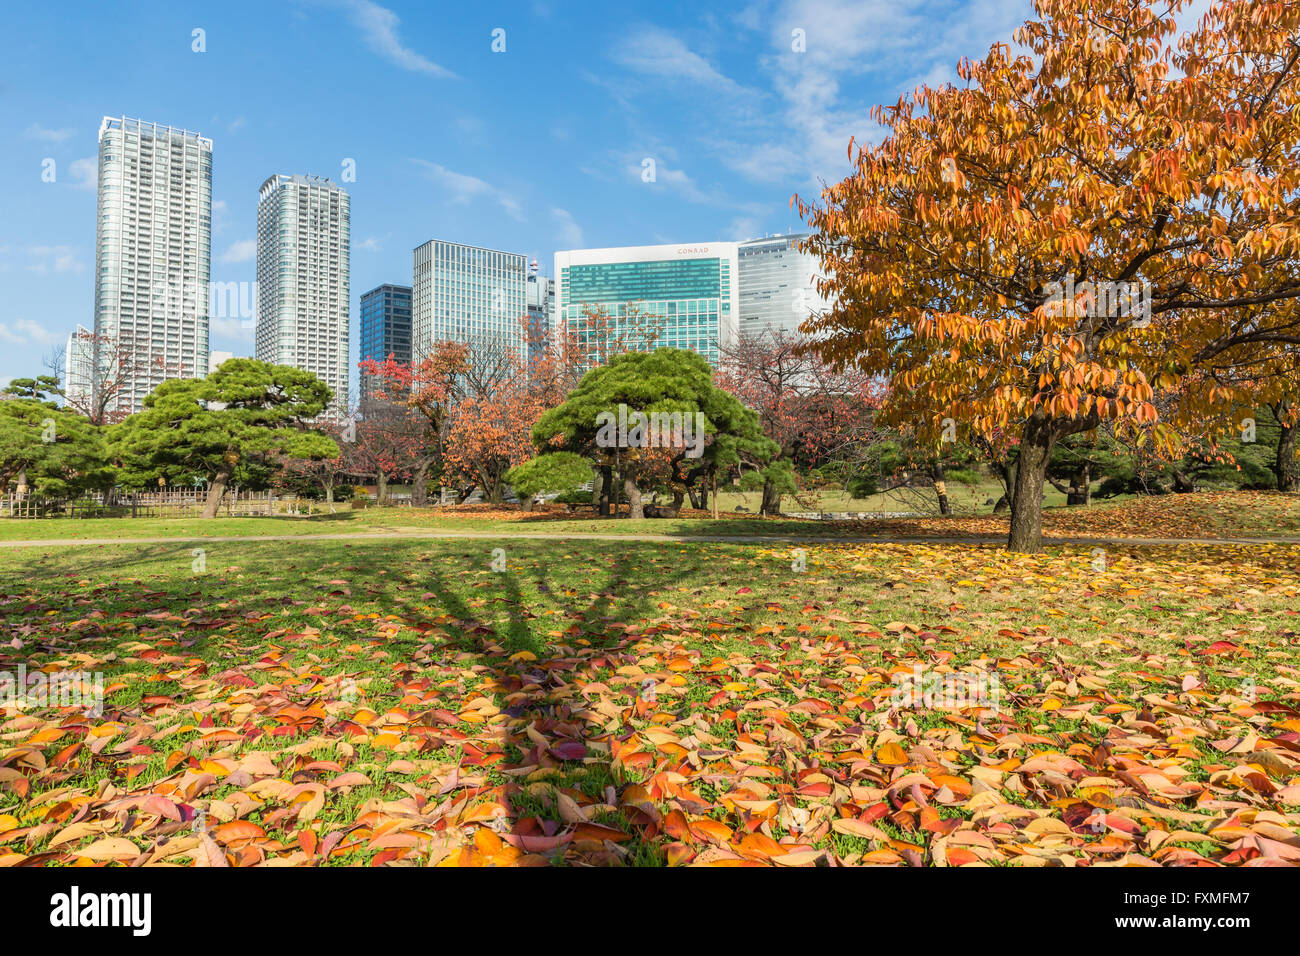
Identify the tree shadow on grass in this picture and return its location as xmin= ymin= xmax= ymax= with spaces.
xmin=405 ymin=540 xmax=707 ymax=865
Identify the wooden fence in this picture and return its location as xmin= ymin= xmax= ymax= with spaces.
xmin=0 ymin=490 xmax=297 ymax=519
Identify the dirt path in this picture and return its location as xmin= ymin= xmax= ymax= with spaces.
xmin=2 ymin=528 xmax=1300 ymax=550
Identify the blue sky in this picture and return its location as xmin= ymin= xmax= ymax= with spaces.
xmin=0 ymin=0 xmax=1039 ymax=393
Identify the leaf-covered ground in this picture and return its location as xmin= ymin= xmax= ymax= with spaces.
xmin=2 ymin=534 xmax=1300 ymax=866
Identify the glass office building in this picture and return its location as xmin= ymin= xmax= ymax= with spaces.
xmin=525 ymin=267 xmax=554 ymax=366
xmin=412 ymin=239 xmax=528 ymax=363
xmin=737 ymin=234 xmax=828 ymax=338
xmin=359 ymin=283 xmax=412 ymax=406
xmin=553 ymin=242 xmax=739 ymax=366
xmin=93 ymin=116 xmax=212 ymax=415
xmin=255 ymin=174 xmax=351 ymax=416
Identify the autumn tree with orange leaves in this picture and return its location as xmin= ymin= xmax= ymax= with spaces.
xmin=796 ymin=0 xmax=1300 ymax=551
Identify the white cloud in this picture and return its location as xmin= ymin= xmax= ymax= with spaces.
xmin=218 ymin=239 xmax=257 ymax=264
xmin=340 ymin=0 xmax=457 ymax=79
xmin=552 ymin=208 xmax=584 ymax=248
xmin=356 ymin=236 xmax=384 ymax=252
xmin=68 ymin=157 xmax=97 ymax=191
xmin=613 ymin=26 xmax=748 ymax=96
xmin=712 ymin=0 xmax=1032 ymax=187
xmin=411 ymin=160 xmax=523 ymax=220
xmin=23 ymin=245 xmax=84 ymax=274
xmin=0 ymin=319 xmax=64 ymax=346
xmin=24 ymin=123 xmax=75 ymax=143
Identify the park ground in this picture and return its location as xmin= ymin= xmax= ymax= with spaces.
xmin=2 ymin=490 xmax=1300 ymax=866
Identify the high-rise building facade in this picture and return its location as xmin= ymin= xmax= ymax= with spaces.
xmin=359 ymin=283 xmax=412 ymax=406
xmin=412 ymin=240 xmax=528 ymax=362
xmin=93 ymin=116 xmax=212 ymax=415
xmin=554 ymin=242 xmax=739 ymax=366
xmin=525 ymin=265 xmax=554 ymax=366
xmin=255 ymin=174 xmax=350 ymax=415
xmin=63 ymin=325 xmax=95 ymax=413
xmin=737 ymin=234 xmax=828 ymax=339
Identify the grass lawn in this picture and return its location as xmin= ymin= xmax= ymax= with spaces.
xmin=1 ymin=490 xmax=1298 ymax=544
xmin=2 ymin=521 xmax=1299 ymax=866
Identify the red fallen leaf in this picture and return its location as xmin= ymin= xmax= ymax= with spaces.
xmin=572 ymin=822 xmax=631 ymax=843
xmin=546 ymin=740 xmax=587 ymax=761
xmin=298 ymin=829 xmax=319 ymax=858
xmin=1200 ymin=641 xmax=1240 ymax=656
xmin=141 ymin=795 xmax=182 ymax=821
xmin=736 ymin=587 xmax=752 ymax=595
xmin=945 ymin=847 xmax=981 ymax=865
xmin=796 ymin=781 xmax=832 ymax=798
xmin=860 ymin=803 xmax=891 ymax=823
xmin=619 ymin=751 xmax=655 ymax=771
xmin=50 ymin=743 xmax=82 ymax=768
xmin=919 ymin=809 xmax=962 ymax=835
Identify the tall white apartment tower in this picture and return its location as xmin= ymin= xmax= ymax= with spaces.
xmin=412 ymin=239 xmax=528 ymax=363
xmin=93 ymin=116 xmax=212 ymax=415
xmin=255 ymin=174 xmax=351 ymax=415
xmin=736 ymin=234 xmax=828 ymax=339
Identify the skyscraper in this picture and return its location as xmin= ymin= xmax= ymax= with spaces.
xmin=736 ymin=234 xmax=828 ymax=339
xmin=63 ymin=325 xmax=95 ymax=413
xmin=412 ymin=239 xmax=527 ymax=362
xmin=93 ymin=116 xmax=212 ymax=415
xmin=359 ymin=283 xmax=412 ymax=407
xmin=554 ymin=242 xmax=739 ymax=366
xmin=255 ymin=174 xmax=351 ymax=415
xmin=525 ymin=264 xmax=554 ymax=366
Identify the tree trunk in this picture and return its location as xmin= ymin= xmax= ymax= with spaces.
xmin=1007 ymin=419 xmax=1055 ymax=553
xmin=671 ymin=487 xmax=685 ymax=510
xmin=931 ymin=463 xmax=951 ymax=516
xmin=623 ymin=474 xmax=644 ymax=519
xmin=1276 ymin=412 xmax=1298 ymax=492
xmin=1067 ymin=460 xmax=1092 ymax=505
xmin=201 ymin=463 xmax=233 ymax=519
xmin=598 ymin=465 xmax=612 ymax=516
xmin=376 ymin=472 xmax=389 ymax=504
xmin=412 ymin=461 xmax=430 ymax=506
xmin=759 ymin=477 xmax=782 ymax=516
xmin=992 ymin=495 xmax=1009 ymax=513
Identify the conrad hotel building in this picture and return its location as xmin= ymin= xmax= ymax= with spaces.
xmin=554 ymin=242 xmax=739 ymax=367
